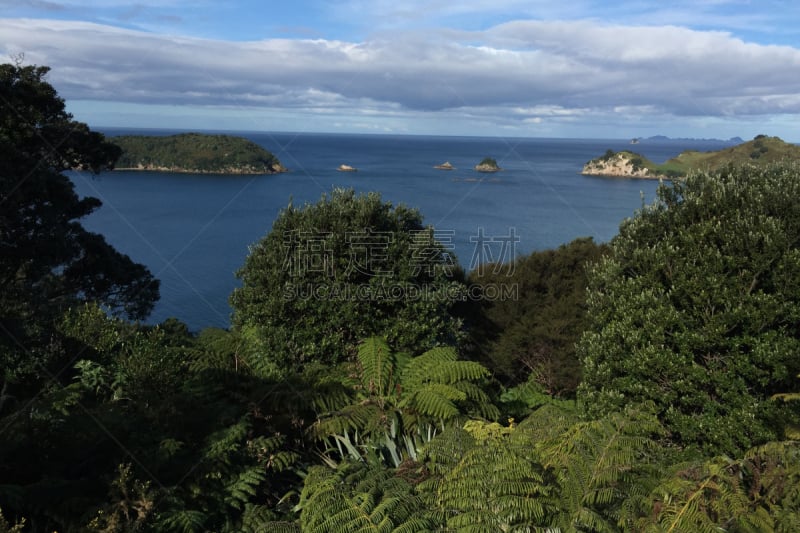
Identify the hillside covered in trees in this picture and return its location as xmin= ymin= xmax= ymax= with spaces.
xmin=3 ymin=62 xmax=800 ymax=532
xmin=583 ymin=134 xmax=800 ymax=178
xmin=112 ymin=132 xmax=287 ymax=174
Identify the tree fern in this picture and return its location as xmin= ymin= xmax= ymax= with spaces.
xmin=419 ymin=424 xmax=555 ymax=531
xmin=634 ymin=440 xmax=800 ymax=532
xmin=312 ymin=337 xmax=499 ymax=467
xmin=158 ymin=509 xmax=208 ymax=533
xmin=298 ymin=461 xmax=432 ymax=532
xmin=527 ymin=403 xmax=665 ymax=532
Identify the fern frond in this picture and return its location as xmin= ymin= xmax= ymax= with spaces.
xmin=204 ymin=418 xmax=249 ymax=462
xmin=635 ymin=450 xmax=795 ymax=533
xmin=223 ymin=465 xmax=266 ymax=510
xmin=298 ymin=462 xmax=431 ymax=532
xmin=401 ymin=346 xmax=488 ymax=389
xmin=528 ymin=403 xmax=664 ymax=531
xmin=158 ymin=509 xmax=208 ymax=533
xmin=313 ymin=403 xmax=387 ymax=438
xmin=406 ymin=383 xmax=464 ymax=419
xmin=419 ymin=425 xmax=553 ymax=530
xmin=358 ymin=337 xmax=397 ymax=397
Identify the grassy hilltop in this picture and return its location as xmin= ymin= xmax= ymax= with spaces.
xmin=112 ymin=132 xmax=286 ymax=174
xmin=584 ymin=135 xmax=800 ymax=178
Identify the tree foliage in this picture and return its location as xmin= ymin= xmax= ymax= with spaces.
xmin=0 ymin=63 xmax=159 ymax=324
xmin=0 ymin=62 xmax=160 ymax=430
xmin=466 ymin=237 xmax=607 ymax=394
xmin=112 ymin=133 xmax=285 ymax=174
xmin=578 ymin=163 xmax=800 ymax=455
xmin=231 ymin=188 xmax=466 ymax=374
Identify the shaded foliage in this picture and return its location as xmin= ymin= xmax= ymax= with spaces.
xmin=0 ymin=306 xmax=307 ymax=532
xmin=0 ymin=63 xmax=159 ymax=441
xmin=465 ymin=237 xmax=607 ymax=395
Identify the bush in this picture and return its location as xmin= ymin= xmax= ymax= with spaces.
xmin=230 ymin=188 xmax=466 ymax=374
xmin=578 ymin=163 xmax=800 ymax=455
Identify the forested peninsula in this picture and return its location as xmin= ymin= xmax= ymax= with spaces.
xmin=112 ymin=132 xmax=287 ymax=174
xmin=583 ymin=135 xmax=800 ymax=178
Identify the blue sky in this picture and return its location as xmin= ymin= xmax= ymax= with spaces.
xmin=2 ymin=0 xmax=800 ymax=139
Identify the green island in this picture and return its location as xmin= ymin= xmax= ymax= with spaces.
xmin=474 ymin=156 xmax=501 ymax=172
xmin=112 ymin=132 xmax=287 ymax=174
xmin=583 ymin=134 xmax=800 ymax=178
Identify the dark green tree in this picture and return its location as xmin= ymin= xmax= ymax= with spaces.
xmin=578 ymin=163 xmax=800 ymax=455
xmin=230 ymin=188 xmax=466 ymax=374
xmin=0 ymin=62 xmax=159 ymax=413
xmin=465 ymin=237 xmax=607 ymax=395
xmin=0 ymin=63 xmax=159 ymax=323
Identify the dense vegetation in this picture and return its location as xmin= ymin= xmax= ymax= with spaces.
xmin=587 ymin=135 xmax=800 ymax=178
xmin=3 ymin=63 xmax=800 ymax=531
xmin=112 ymin=133 xmax=286 ymax=174
xmin=464 ymin=237 xmax=608 ymax=395
xmin=230 ymin=189 xmax=466 ymax=374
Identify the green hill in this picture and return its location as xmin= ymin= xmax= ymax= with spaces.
xmin=112 ymin=133 xmax=287 ymax=174
xmin=583 ymin=135 xmax=800 ymax=179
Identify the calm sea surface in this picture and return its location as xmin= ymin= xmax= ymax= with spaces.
xmin=68 ymin=130 xmax=735 ymax=330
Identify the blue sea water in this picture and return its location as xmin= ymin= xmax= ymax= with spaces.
xmin=68 ymin=130 xmax=735 ymax=330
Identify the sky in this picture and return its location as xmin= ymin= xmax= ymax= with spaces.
xmin=2 ymin=0 xmax=800 ymax=139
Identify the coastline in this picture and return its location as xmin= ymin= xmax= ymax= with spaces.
xmin=113 ymin=166 xmax=287 ymax=175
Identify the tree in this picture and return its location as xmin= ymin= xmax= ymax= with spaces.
xmin=465 ymin=237 xmax=607 ymax=395
xmin=0 ymin=62 xmax=159 ymax=420
xmin=0 ymin=63 xmax=159 ymax=323
xmin=230 ymin=188 xmax=466 ymax=374
xmin=578 ymin=163 xmax=800 ymax=455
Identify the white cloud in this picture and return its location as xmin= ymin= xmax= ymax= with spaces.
xmin=2 ymin=16 xmax=800 ymax=136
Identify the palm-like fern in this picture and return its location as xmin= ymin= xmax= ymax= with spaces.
xmin=525 ymin=403 xmax=665 ymax=532
xmin=418 ymin=423 xmax=555 ymax=531
xmin=298 ymin=461 xmax=432 ymax=533
xmin=633 ymin=440 xmax=800 ymax=532
xmin=312 ymin=337 xmax=498 ymax=466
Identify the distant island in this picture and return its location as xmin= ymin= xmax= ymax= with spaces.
xmin=112 ymin=133 xmax=287 ymax=174
xmin=582 ymin=135 xmax=800 ymax=179
xmin=474 ymin=157 xmax=501 ymax=173
xmin=434 ymin=161 xmax=455 ymax=170
xmin=644 ymin=135 xmax=745 ymax=144
xmin=337 ymin=164 xmax=358 ymax=172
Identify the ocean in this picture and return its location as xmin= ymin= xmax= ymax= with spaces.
xmin=68 ymin=130 xmax=735 ymax=330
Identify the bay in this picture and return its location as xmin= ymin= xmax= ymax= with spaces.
xmin=68 ymin=130 xmax=733 ymax=330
